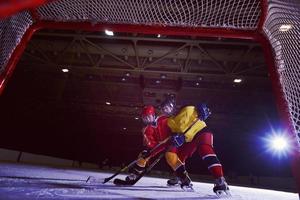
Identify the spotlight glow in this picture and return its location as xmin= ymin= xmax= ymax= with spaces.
xmin=160 ymin=74 xmax=167 ymax=79
xmin=105 ymin=29 xmax=114 ymax=36
xmin=279 ymin=24 xmax=292 ymax=32
xmin=234 ymin=78 xmax=242 ymax=83
xmin=270 ymin=136 xmax=288 ymax=151
xmin=263 ymin=131 xmax=292 ymax=158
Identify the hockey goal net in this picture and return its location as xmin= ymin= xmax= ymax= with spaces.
xmin=0 ymin=0 xmax=299 ymax=159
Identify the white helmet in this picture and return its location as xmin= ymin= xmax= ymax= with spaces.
xmin=161 ymin=97 xmax=176 ymax=116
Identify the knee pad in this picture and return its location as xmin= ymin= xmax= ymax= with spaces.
xmin=202 ymin=154 xmax=221 ymax=169
xmin=202 ymin=154 xmax=223 ymax=178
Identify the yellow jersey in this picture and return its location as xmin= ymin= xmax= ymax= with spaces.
xmin=167 ymin=106 xmax=206 ymax=142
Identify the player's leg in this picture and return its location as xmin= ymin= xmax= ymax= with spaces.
xmin=197 ymin=132 xmax=229 ymax=195
xmin=165 ymin=147 xmax=183 ymax=186
xmin=125 ymin=156 xmax=148 ymax=181
xmin=165 ymin=142 xmax=197 ymax=189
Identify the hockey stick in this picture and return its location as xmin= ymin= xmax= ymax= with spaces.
xmin=113 ymin=149 xmax=166 ymax=185
xmin=103 ymin=136 xmax=170 ymax=184
xmin=102 ymin=159 xmax=137 ymax=184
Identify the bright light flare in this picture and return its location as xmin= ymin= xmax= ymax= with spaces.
xmin=105 ymin=29 xmax=114 ymax=36
xmin=234 ymin=78 xmax=242 ymax=83
xmin=270 ymin=136 xmax=288 ymax=151
xmin=279 ymin=24 xmax=292 ymax=32
xmin=263 ymin=132 xmax=292 ymax=158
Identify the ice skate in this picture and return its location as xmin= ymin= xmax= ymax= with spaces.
xmin=167 ymin=176 xmax=181 ymax=186
xmin=125 ymin=173 xmax=138 ymax=182
xmin=121 ymin=165 xmax=144 ymax=183
xmin=213 ymin=177 xmax=230 ymax=197
xmin=180 ymin=178 xmax=194 ymax=192
xmin=179 ymin=172 xmax=194 ymax=192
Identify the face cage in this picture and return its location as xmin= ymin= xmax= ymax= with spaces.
xmin=162 ymin=104 xmax=175 ymax=115
xmin=142 ymin=114 xmax=155 ymax=124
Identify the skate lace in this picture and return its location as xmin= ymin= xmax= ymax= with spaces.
xmin=216 ymin=177 xmax=226 ymax=185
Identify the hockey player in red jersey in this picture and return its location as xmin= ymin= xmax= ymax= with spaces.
xmin=142 ymin=106 xmax=170 ymax=150
xmin=125 ymin=105 xmax=171 ymax=182
xmin=161 ymin=97 xmax=230 ymax=196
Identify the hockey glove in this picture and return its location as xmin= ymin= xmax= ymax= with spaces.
xmin=172 ymin=134 xmax=186 ymax=148
xmin=196 ymin=103 xmax=211 ymax=121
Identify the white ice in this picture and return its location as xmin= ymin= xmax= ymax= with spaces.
xmin=0 ymin=162 xmax=298 ymax=200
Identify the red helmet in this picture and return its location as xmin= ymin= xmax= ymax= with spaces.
xmin=142 ymin=105 xmax=155 ymax=117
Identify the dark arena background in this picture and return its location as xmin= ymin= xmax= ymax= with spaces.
xmin=0 ymin=0 xmax=299 ymax=199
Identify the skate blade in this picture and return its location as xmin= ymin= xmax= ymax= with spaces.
xmin=215 ymin=190 xmax=231 ymax=198
xmin=181 ymin=186 xmax=194 ymax=192
xmin=167 ymin=183 xmax=180 ymax=187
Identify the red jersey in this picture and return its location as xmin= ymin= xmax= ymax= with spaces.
xmin=142 ymin=115 xmax=171 ymax=149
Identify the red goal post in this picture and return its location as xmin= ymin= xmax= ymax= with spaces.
xmin=0 ymin=0 xmax=299 ymax=194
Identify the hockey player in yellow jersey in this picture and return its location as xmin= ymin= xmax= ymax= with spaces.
xmin=161 ymin=97 xmax=230 ymax=196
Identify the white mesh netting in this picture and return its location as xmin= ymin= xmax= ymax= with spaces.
xmin=36 ymin=0 xmax=261 ymax=29
xmin=0 ymin=11 xmax=33 ymax=74
xmin=0 ymin=0 xmax=261 ymax=76
xmin=263 ymin=0 xmax=300 ymax=149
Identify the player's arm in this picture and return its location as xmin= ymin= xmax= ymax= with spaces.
xmin=196 ymin=103 xmax=211 ymax=121
xmin=143 ymin=127 xmax=158 ymax=149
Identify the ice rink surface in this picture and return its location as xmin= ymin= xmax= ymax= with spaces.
xmin=0 ymin=162 xmax=298 ymax=200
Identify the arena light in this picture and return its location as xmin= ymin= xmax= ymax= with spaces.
xmin=105 ymin=101 xmax=111 ymax=105
xmin=105 ymin=29 xmax=114 ymax=36
xmin=279 ymin=24 xmax=292 ymax=32
xmin=234 ymin=78 xmax=242 ymax=83
xmin=271 ymin=136 xmax=288 ymax=151
xmin=263 ymin=131 xmax=292 ymax=157
xmin=61 ymin=68 xmax=69 ymax=73
xmin=160 ymin=74 xmax=167 ymax=79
